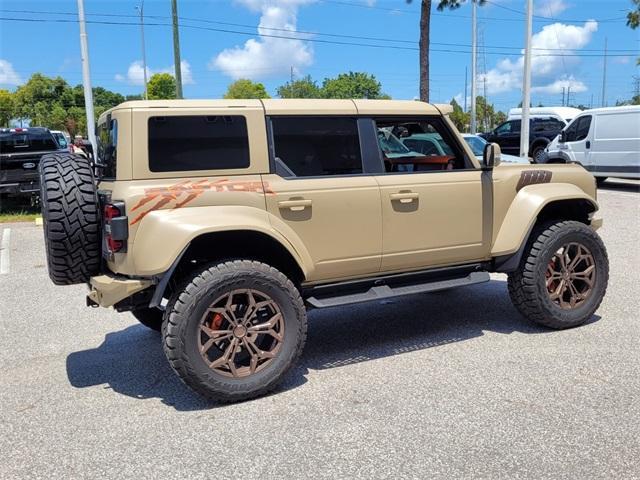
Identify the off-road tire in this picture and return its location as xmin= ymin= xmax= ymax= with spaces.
xmin=163 ymin=260 xmax=307 ymax=403
xmin=132 ymin=307 xmax=164 ymax=332
xmin=508 ymin=220 xmax=608 ymax=329
xmin=39 ymin=153 xmax=101 ymax=285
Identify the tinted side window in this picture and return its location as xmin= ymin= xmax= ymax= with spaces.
xmin=148 ymin=116 xmax=249 ymax=172
xmin=271 ymin=117 xmax=362 ymax=177
xmin=574 ymin=116 xmax=592 ymax=141
xmin=97 ymin=119 xmax=117 ymax=178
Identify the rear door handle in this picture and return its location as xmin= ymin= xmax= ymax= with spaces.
xmin=278 ymin=199 xmax=312 ymax=211
xmin=390 ymin=192 xmax=419 ymax=203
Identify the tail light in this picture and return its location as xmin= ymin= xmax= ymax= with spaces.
xmin=103 ymin=201 xmax=128 ymax=258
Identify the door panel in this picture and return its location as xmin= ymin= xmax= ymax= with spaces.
xmin=263 ymin=174 xmax=382 ymax=282
xmin=376 ymin=171 xmax=486 ymax=271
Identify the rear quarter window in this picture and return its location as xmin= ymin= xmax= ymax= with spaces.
xmin=148 ymin=115 xmax=250 ymax=172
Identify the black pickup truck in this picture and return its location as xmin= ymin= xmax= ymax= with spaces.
xmin=0 ymin=127 xmax=63 ymax=197
xmin=480 ymin=117 xmax=565 ymax=163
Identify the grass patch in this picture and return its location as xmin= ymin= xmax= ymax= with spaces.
xmin=0 ymin=196 xmax=41 ymax=223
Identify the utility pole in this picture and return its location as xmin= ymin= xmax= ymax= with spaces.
xmin=601 ymin=37 xmax=608 ymax=107
xmin=76 ymin=0 xmax=97 ymax=157
xmin=561 ymin=87 xmax=565 ymax=107
xmin=567 ymin=85 xmax=571 ymax=107
xmin=464 ymin=66 xmax=468 ymax=113
xmin=470 ymin=0 xmax=477 ymax=134
xmin=136 ymin=0 xmax=148 ymax=100
xmin=520 ymin=0 xmax=533 ymax=159
xmin=171 ymin=0 xmax=183 ymax=99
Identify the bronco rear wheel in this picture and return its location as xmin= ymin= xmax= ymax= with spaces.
xmin=163 ymin=260 xmax=307 ymax=402
xmin=39 ymin=153 xmax=101 ymax=285
xmin=508 ymin=220 xmax=609 ymax=329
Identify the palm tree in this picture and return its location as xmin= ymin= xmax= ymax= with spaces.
xmin=407 ymin=0 xmax=485 ymax=102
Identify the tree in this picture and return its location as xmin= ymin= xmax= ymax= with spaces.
xmin=277 ymin=75 xmax=322 ymax=98
xmin=628 ymin=0 xmax=640 ymax=28
xmin=449 ymin=98 xmax=469 ymax=131
xmin=0 ymin=90 xmax=13 ymax=127
xmin=223 ymin=79 xmax=270 ymax=99
xmin=407 ymin=0 xmax=485 ymax=102
xmin=321 ymin=72 xmax=389 ymax=99
xmin=147 ymin=73 xmax=177 ymax=100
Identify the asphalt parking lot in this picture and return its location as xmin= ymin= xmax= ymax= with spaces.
xmin=1 ymin=180 xmax=639 ymax=479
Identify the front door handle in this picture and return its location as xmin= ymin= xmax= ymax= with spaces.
xmin=585 ymin=140 xmax=591 ymax=149
xmin=390 ymin=192 xmax=419 ymax=204
xmin=278 ymin=199 xmax=312 ymax=211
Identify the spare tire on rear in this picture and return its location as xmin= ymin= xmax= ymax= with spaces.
xmin=39 ymin=153 xmax=101 ymax=285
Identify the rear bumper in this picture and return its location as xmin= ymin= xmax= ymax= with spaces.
xmin=87 ymin=274 xmax=153 ymax=308
xmin=0 ymin=180 xmax=39 ymax=194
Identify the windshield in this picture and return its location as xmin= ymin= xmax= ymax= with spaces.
xmin=0 ymin=129 xmax=58 ymax=154
xmin=96 ymin=118 xmax=117 ymax=178
xmin=377 ymin=129 xmax=411 ymax=154
xmin=464 ymin=136 xmax=487 ymax=156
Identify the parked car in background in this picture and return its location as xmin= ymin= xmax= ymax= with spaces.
xmin=462 ymin=134 xmax=529 ymax=164
xmin=50 ymin=130 xmax=72 ymax=152
xmin=508 ymin=107 xmax=582 ymax=124
xmin=544 ymin=105 xmax=640 ymax=183
xmin=481 ymin=117 xmax=565 ymax=163
xmin=0 ymin=127 xmax=63 ymax=198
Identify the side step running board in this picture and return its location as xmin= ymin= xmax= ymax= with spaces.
xmin=306 ymin=271 xmax=490 ymax=308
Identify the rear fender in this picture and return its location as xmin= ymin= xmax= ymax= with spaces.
xmin=492 ymin=183 xmax=598 ymax=257
xmin=131 ymin=205 xmax=313 ymax=277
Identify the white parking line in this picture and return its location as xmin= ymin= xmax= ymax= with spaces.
xmin=0 ymin=228 xmax=10 ymax=275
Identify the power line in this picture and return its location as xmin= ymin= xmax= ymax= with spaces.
xmin=483 ymin=0 xmax=626 ymax=23
xmin=0 ymin=8 xmax=635 ymax=53
xmin=0 ymin=15 xmax=635 ymax=57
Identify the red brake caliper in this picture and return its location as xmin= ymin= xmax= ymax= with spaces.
xmin=210 ymin=312 xmax=224 ymax=330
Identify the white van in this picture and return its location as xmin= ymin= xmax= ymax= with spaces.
xmin=545 ymin=106 xmax=640 ymax=181
xmin=508 ymin=107 xmax=582 ymax=124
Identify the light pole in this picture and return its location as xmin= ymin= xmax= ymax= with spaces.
xmin=136 ymin=0 xmax=148 ymax=100
xmin=470 ymin=0 xmax=477 ymax=134
xmin=76 ymin=0 xmax=97 ymax=156
xmin=520 ymin=0 xmax=533 ymax=159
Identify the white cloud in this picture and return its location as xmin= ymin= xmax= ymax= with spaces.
xmin=534 ymin=0 xmax=569 ymax=17
xmin=116 ymin=60 xmax=193 ymax=85
xmin=211 ymin=0 xmax=315 ymax=79
xmin=0 ymin=59 xmax=22 ymax=86
xmin=479 ymin=20 xmax=598 ymax=95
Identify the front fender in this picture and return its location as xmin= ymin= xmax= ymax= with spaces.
xmin=131 ymin=205 xmax=313 ymax=277
xmin=492 ymin=183 xmax=598 ymax=257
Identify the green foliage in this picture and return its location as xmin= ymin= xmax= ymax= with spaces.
xmin=627 ymin=0 xmax=640 ymax=28
xmin=436 ymin=0 xmax=486 ymax=10
xmin=277 ymin=75 xmax=322 ymax=98
xmin=448 ymin=96 xmax=506 ymax=133
xmin=223 ymin=79 xmax=271 ymax=99
xmin=449 ymin=98 xmax=469 ymax=131
xmin=4 ymin=73 xmax=128 ymax=136
xmin=147 ymin=73 xmax=177 ymax=100
xmin=0 ymin=89 xmax=14 ymax=127
xmin=321 ymin=72 xmax=388 ymax=99
xmin=616 ymin=95 xmax=640 ymax=106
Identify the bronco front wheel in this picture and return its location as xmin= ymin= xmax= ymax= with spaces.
xmin=508 ymin=220 xmax=609 ymax=329
xmin=163 ymin=260 xmax=307 ymax=402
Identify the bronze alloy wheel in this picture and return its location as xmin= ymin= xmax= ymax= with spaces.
xmin=199 ymin=289 xmax=284 ymax=378
xmin=545 ymin=242 xmax=596 ymax=310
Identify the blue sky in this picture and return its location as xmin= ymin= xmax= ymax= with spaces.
xmin=0 ymin=0 xmax=638 ymax=112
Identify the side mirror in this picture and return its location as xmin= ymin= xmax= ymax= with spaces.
xmin=483 ymin=142 xmax=501 ymax=169
xmin=559 ymin=130 xmax=567 ymax=143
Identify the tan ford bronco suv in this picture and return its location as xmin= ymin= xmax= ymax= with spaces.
xmin=38 ymin=99 xmax=608 ymax=402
